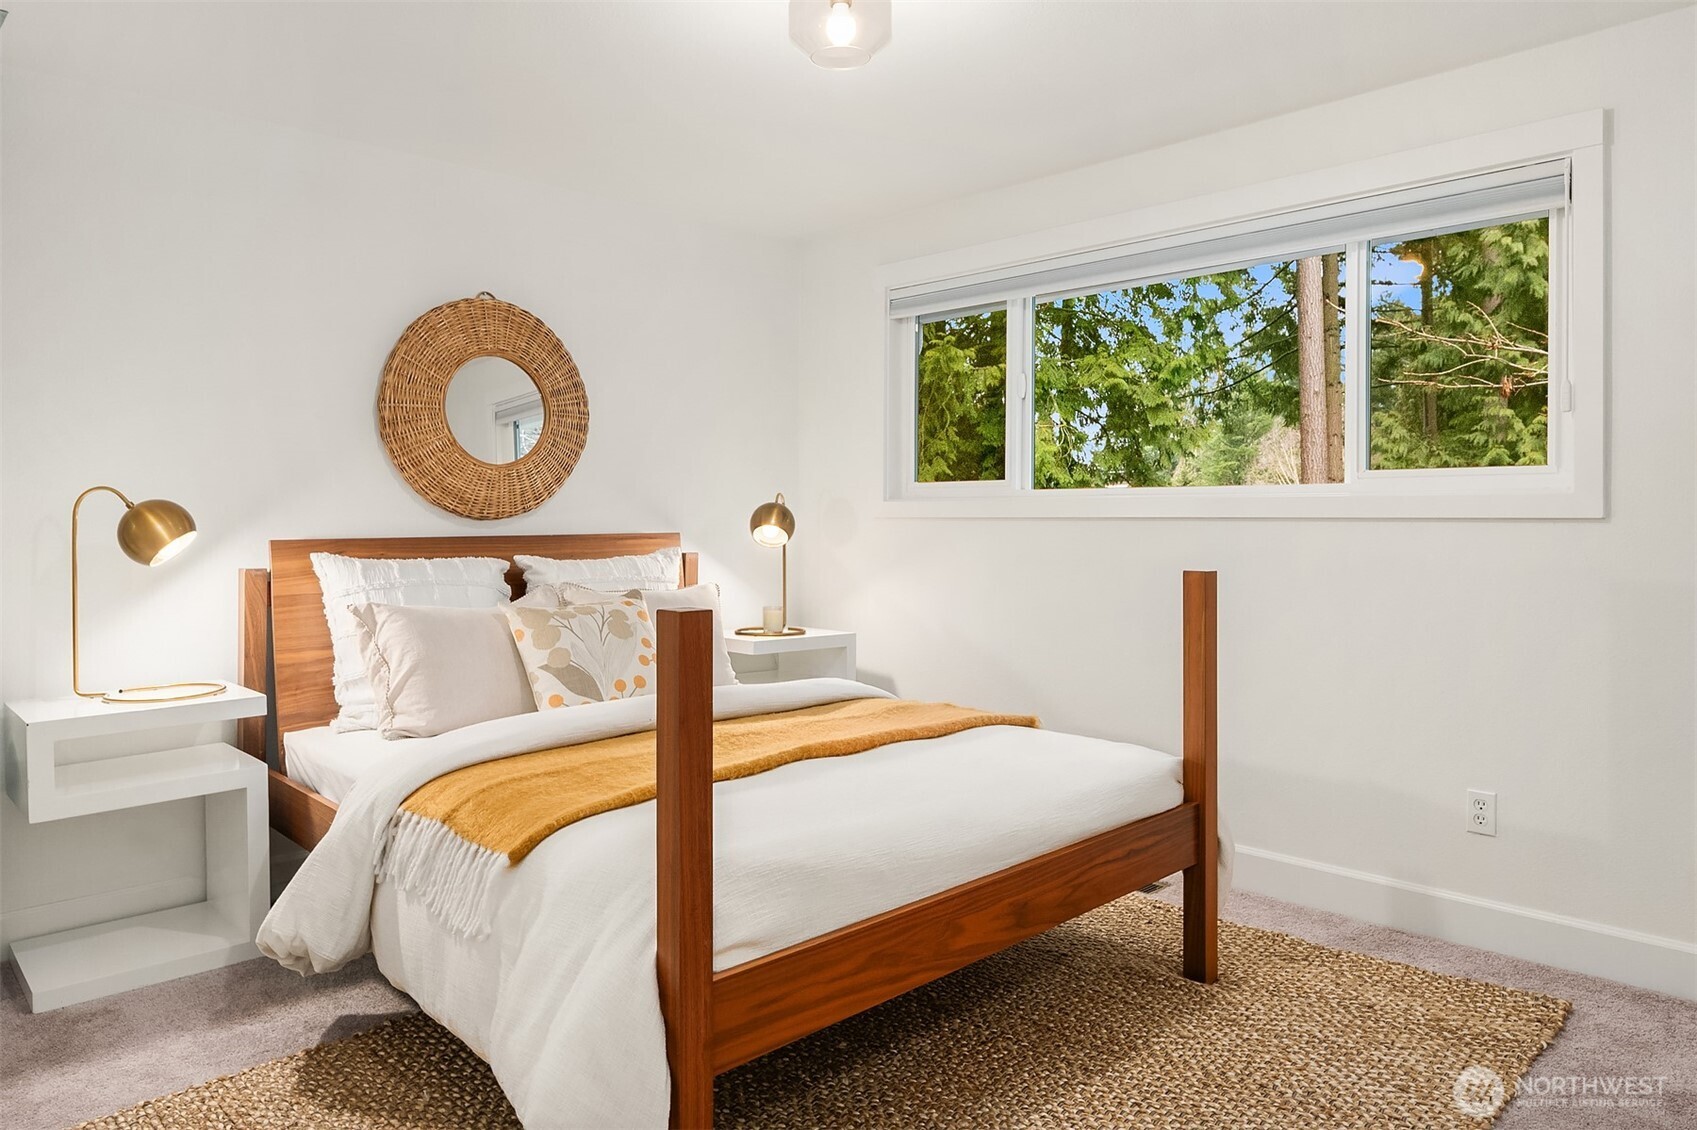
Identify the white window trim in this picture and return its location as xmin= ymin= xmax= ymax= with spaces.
xmin=491 ymin=391 xmax=545 ymax=463
xmin=880 ymin=111 xmax=1606 ymax=520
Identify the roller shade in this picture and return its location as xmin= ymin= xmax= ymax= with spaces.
xmin=891 ymin=159 xmax=1569 ymax=319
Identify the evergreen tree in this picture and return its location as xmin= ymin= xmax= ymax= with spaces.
xmin=1369 ymin=218 xmax=1549 ymax=468
xmin=912 ymin=218 xmax=1547 ymax=486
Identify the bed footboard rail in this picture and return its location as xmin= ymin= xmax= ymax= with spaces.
xmin=655 ymin=572 xmax=1218 ymax=1128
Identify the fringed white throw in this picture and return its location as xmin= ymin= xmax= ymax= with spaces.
xmin=378 ymin=699 xmax=1038 ymax=936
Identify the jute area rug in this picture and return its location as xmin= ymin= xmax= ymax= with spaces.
xmin=79 ymin=895 xmax=1568 ymax=1129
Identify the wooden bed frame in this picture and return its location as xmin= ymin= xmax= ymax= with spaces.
xmin=239 ymin=533 xmax=1217 ymax=1130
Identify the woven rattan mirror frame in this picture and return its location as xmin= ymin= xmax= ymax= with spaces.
xmin=378 ymin=294 xmax=588 ymax=520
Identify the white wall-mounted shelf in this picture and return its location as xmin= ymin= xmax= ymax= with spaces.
xmin=724 ymin=627 xmax=856 ymax=684
xmin=3 ymin=686 xmax=269 ymax=1012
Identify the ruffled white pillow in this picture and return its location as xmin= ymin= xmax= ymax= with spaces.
xmin=310 ymin=553 xmax=512 ymax=731
xmin=513 ymin=547 xmax=682 ymax=593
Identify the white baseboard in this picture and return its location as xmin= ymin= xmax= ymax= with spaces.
xmin=0 ymin=875 xmax=205 ymax=962
xmin=1233 ymin=845 xmax=1697 ymax=1002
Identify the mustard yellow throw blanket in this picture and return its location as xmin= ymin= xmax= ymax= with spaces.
xmin=379 ymin=699 xmax=1037 ymax=936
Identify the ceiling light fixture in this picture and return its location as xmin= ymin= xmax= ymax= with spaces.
xmin=789 ymin=0 xmax=891 ymax=70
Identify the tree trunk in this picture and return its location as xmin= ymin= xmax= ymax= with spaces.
xmin=1322 ymin=253 xmax=1344 ymax=482
xmin=1419 ymin=250 xmax=1438 ymax=440
xmin=1296 ymin=256 xmax=1328 ymax=484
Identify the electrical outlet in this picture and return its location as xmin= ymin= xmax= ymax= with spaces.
xmin=1467 ymin=789 xmax=1497 ymax=837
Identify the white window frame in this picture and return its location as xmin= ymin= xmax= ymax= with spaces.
xmin=492 ymin=391 xmax=545 ymax=463
xmin=882 ymin=112 xmax=1605 ymax=519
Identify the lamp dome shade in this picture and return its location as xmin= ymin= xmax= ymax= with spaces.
xmin=749 ymin=494 xmax=795 ymax=548
xmin=116 ymin=498 xmax=198 ymax=566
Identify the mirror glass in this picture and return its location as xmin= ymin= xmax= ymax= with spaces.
xmin=443 ymin=357 xmax=545 ymax=463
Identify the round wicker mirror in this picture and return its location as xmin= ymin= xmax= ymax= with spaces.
xmin=378 ymin=294 xmax=588 ymax=520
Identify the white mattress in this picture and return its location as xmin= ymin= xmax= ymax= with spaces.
xmin=283 ymin=726 xmax=409 ymax=803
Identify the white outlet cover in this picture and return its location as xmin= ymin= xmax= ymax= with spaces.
xmin=1467 ymin=789 xmax=1497 ymax=836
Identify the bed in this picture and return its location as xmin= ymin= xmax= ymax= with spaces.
xmin=242 ymin=533 xmax=1222 ymax=1129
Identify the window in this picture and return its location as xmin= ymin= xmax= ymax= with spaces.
xmin=512 ymin=412 xmax=544 ymax=460
xmin=1033 ymin=255 xmax=1346 ymax=489
xmin=884 ymin=116 xmax=1602 ymax=518
xmin=494 ymin=397 xmax=545 ymax=462
xmin=916 ymin=307 xmax=1007 ymax=482
xmin=1369 ymin=219 xmax=1549 ymax=470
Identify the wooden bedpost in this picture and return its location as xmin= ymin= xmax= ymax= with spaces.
xmin=238 ymin=568 xmax=271 ymax=762
xmin=656 ymin=608 xmax=716 ymax=1129
xmin=1181 ymin=570 xmax=1219 ymax=984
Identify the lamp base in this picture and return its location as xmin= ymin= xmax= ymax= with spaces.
xmin=102 ymin=681 xmax=227 ymax=704
xmin=734 ymin=627 xmax=807 ymax=637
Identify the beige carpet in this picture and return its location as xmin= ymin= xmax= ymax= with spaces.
xmin=76 ymin=896 xmax=1568 ymax=1130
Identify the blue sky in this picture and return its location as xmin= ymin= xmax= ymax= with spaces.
xmin=1372 ymin=247 xmax=1427 ymax=314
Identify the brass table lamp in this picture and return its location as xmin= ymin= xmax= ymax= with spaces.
xmin=71 ymin=486 xmax=225 ymax=703
xmin=736 ymin=493 xmax=805 ymax=637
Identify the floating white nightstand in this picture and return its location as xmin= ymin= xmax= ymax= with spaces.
xmin=724 ymin=628 xmax=856 ymax=684
xmin=3 ymin=686 xmax=269 ymax=1012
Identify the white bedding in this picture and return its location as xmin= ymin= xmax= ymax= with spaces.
xmin=283 ymin=725 xmax=406 ymax=804
xmin=260 ymin=679 xmax=1233 ymax=1129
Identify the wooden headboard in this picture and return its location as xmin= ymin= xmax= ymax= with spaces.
xmin=252 ymin=534 xmax=697 ymax=746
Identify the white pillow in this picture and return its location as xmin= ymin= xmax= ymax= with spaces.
xmin=641 ymin=583 xmax=738 ymax=687
xmin=350 ymin=603 xmax=535 ymax=739
xmin=310 ymin=553 xmax=512 ymax=732
xmin=520 ymin=580 xmax=737 ymax=687
xmin=514 ymin=547 xmax=682 ymax=593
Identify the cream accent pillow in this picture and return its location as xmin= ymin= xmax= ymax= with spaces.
xmin=311 ymin=553 xmax=513 ymax=732
xmin=639 ymin=583 xmax=738 ymax=686
xmin=349 ymin=604 xmax=535 ymax=739
xmin=514 ymin=547 xmax=683 ymax=593
xmin=525 ymin=581 xmax=737 ymax=687
xmin=506 ymin=585 xmax=658 ymax=709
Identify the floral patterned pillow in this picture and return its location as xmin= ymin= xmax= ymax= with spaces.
xmin=504 ymin=583 xmax=657 ymax=709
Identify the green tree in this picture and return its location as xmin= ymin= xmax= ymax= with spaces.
xmin=1369 ymin=218 xmax=1549 ymax=468
xmin=1033 ymin=266 xmax=1310 ymax=488
xmin=915 ymin=310 xmax=1007 ymax=482
xmin=1173 ymin=405 xmax=1286 ymax=486
xmin=912 ymin=219 xmax=1551 ymax=487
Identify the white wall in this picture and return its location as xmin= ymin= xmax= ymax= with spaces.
xmin=792 ymin=11 xmax=1697 ymax=995
xmin=0 ymin=67 xmax=799 ymax=946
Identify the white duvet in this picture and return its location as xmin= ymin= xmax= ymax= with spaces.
xmin=260 ymin=678 xmax=1232 ymax=1129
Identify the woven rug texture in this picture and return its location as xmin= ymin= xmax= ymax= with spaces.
xmin=77 ymin=895 xmax=1569 ymax=1129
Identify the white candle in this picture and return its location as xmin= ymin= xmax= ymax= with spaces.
xmin=762 ymin=606 xmax=784 ymax=633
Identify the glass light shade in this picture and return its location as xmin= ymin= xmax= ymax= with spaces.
xmin=116 ymin=498 xmax=198 ymax=566
xmin=788 ymin=0 xmax=890 ymax=69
